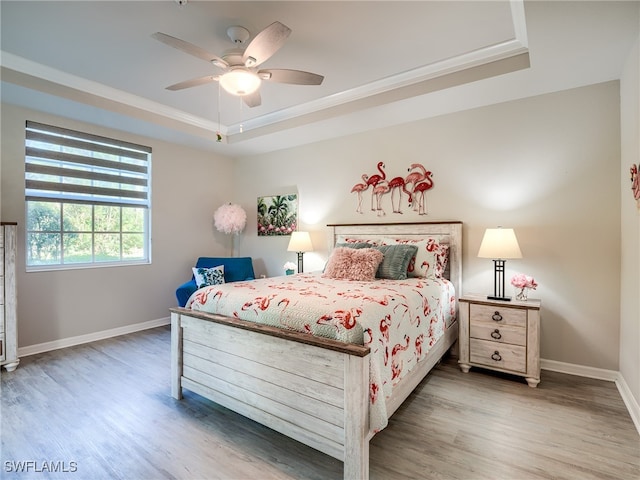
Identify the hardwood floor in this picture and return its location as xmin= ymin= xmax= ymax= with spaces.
xmin=1 ymin=326 xmax=638 ymax=480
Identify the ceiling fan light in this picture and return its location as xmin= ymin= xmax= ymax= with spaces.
xmin=219 ymin=69 xmax=261 ymax=96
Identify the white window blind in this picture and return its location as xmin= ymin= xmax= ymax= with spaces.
xmin=25 ymin=121 xmax=150 ymax=207
xmin=24 ymin=121 xmax=151 ymax=269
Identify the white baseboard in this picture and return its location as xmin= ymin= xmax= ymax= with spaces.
xmin=18 ymin=316 xmax=171 ymax=357
xmin=542 ymin=358 xmax=640 ymax=436
xmin=615 ymin=372 xmax=640 ymax=436
xmin=541 ymin=358 xmax=619 ymax=381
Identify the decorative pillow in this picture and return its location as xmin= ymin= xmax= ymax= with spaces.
xmin=323 ymin=243 xmax=374 ymax=273
xmin=192 ymin=265 xmax=225 ymax=288
xmin=336 ymin=242 xmax=373 ymax=249
xmin=382 ymin=237 xmax=450 ymax=279
xmin=322 ymin=247 xmax=383 ymax=282
xmin=336 ymin=236 xmax=381 ymax=246
xmin=374 ymin=244 xmax=418 ymax=280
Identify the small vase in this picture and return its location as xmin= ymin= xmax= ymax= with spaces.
xmin=515 ymin=287 xmax=529 ymax=301
xmin=286 ymin=269 xmax=294 ymax=275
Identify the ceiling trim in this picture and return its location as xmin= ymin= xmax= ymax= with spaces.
xmin=225 ymin=0 xmax=529 ymax=136
xmin=226 ymin=38 xmax=529 ymax=137
xmin=0 ymin=0 xmax=529 ymax=146
xmin=0 ymin=51 xmax=224 ymax=134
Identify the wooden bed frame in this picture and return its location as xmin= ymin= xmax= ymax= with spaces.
xmin=170 ymin=221 xmax=462 ymax=480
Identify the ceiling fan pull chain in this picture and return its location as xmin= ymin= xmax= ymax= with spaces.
xmin=216 ymin=83 xmax=222 ymax=142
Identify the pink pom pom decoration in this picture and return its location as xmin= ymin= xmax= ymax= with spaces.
xmin=214 ymin=203 xmax=247 ymax=235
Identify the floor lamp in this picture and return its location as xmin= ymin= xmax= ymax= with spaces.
xmin=287 ymin=231 xmax=313 ymax=273
xmin=477 ymin=227 xmax=522 ymax=301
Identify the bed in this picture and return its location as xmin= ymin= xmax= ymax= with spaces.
xmin=170 ymin=221 xmax=462 ymax=480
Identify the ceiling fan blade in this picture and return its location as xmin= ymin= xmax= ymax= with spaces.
xmin=242 ymin=21 xmax=291 ymax=68
xmin=152 ymin=32 xmax=228 ymax=68
xmin=166 ymin=75 xmax=219 ymax=91
xmin=258 ymin=69 xmax=324 ymax=85
xmin=243 ymin=90 xmax=262 ymax=108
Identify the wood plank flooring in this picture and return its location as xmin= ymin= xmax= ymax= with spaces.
xmin=1 ymin=326 xmax=638 ymax=480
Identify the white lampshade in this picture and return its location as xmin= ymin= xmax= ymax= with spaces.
xmin=477 ymin=228 xmax=522 ymax=259
xmin=287 ymin=231 xmax=313 ymax=253
xmin=219 ymin=69 xmax=261 ymax=96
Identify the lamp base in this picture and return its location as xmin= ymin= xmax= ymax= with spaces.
xmin=487 ymin=295 xmax=512 ymax=301
xmin=296 ymin=252 xmax=304 ymax=273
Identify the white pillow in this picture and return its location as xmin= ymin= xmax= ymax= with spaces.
xmin=381 ymin=237 xmax=449 ymax=279
xmin=192 ymin=265 xmax=225 ymax=288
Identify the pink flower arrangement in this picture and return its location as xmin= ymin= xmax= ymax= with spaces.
xmin=511 ymin=273 xmax=537 ymax=300
xmin=510 ymin=273 xmax=538 ymax=290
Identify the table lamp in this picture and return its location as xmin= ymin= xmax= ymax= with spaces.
xmin=477 ymin=227 xmax=522 ymax=301
xmin=287 ymin=231 xmax=313 ymax=273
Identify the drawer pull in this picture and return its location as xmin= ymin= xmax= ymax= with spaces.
xmin=491 ymin=311 xmax=503 ymax=322
xmin=491 ymin=329 xmax=502 ymax=340
xmin=491 ymin=351 xmax=502 ymax=362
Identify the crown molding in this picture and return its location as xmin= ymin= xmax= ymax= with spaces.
xmin=0 ymin=0 xmax=529 ymax=144
xmin=226 ymin=38 xmax=529 ymax=136
xmin=1 ymin=52 xmax=225 ymax=135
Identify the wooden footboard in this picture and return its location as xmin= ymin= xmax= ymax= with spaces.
xmin=171 ymin=308 xmax=458 ymax=480
xmin=171 ymin=308 xmax=371 ymax=479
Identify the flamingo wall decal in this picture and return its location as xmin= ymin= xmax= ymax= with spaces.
xmin=387 ymin=176 xmax=413 ymax=214
xmin=350 ymin=174 xmax=369 ymax=214
xmin=365 ymin=162 xmax=386 ymax=212
xmin=373 ymin=180 xmax=390 ymax=216
xmin=412 ymin=171 xmax=434 ymax=215
xmin=350 ymin=162 xmax=434 ymax=215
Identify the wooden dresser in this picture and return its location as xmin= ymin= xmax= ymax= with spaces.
xmin=458 ymin=294 xmax=540 ymax=387
xmin=1 ymin=222 xmax=19 ymax=372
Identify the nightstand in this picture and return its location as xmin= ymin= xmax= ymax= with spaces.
xmin=458 ymin=294 xmax=541 ymax=387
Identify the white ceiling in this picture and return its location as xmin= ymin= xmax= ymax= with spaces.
xmin=1 ymin=1 xmax=638 ymax=157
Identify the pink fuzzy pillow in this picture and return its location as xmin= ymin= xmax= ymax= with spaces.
xmin=323 ymin=247 xmax=384 ymax=281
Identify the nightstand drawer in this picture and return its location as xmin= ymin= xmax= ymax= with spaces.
xmin=470 ymin=303 xmax=526 ymax=327
xmin=470 ymin=323 xmax=526 ymax=346
xmin=469 ymin=338 xmax=526 ymax=373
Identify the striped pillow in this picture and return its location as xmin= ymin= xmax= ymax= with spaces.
xmin=375 ymin=244 xmax=418 ymax=280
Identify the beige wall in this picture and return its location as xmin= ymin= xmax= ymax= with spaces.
xmin=1 ymin=104 xmax=234 ymax=347
xmin=235 ymin=81 xmax=622 ymax=371
xmin=0 ymin=81 xmax=630 ymax=387
xmin=620 ymin=31 xmax=640 ymax=404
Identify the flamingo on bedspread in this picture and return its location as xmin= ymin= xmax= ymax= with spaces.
xmin=391 ymin=335 xmax=411 ymax=380
xmin=316 ymin=307 xmax=363 ymax=330
xmin=241 ymin=294 xmax=277 ymax=314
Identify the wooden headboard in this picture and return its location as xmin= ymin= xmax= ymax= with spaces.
xmin=326 ymin=222 xmax=463 ymax=296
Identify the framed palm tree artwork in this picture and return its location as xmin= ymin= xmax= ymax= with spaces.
xmin=257 ymin=194 xmax=298 ymax=236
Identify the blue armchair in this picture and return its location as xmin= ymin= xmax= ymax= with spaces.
xmin=176 ymin=256 xmax=255 ymax=307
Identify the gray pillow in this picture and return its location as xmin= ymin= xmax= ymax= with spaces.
xmin=375 ymin=244 xmax=418 ymax=280
xmin=335 ymin=242 xmax=373 ymax=249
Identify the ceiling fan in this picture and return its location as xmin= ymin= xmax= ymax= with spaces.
xmin=152 ymin=21 xmax=324 ymax=108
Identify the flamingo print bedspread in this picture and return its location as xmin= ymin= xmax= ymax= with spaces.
xmin=186 ymin=272 xmax=456 ymax=432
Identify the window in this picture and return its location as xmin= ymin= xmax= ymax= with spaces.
xmin=25 ymin=121 xmax=151 ymax=270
